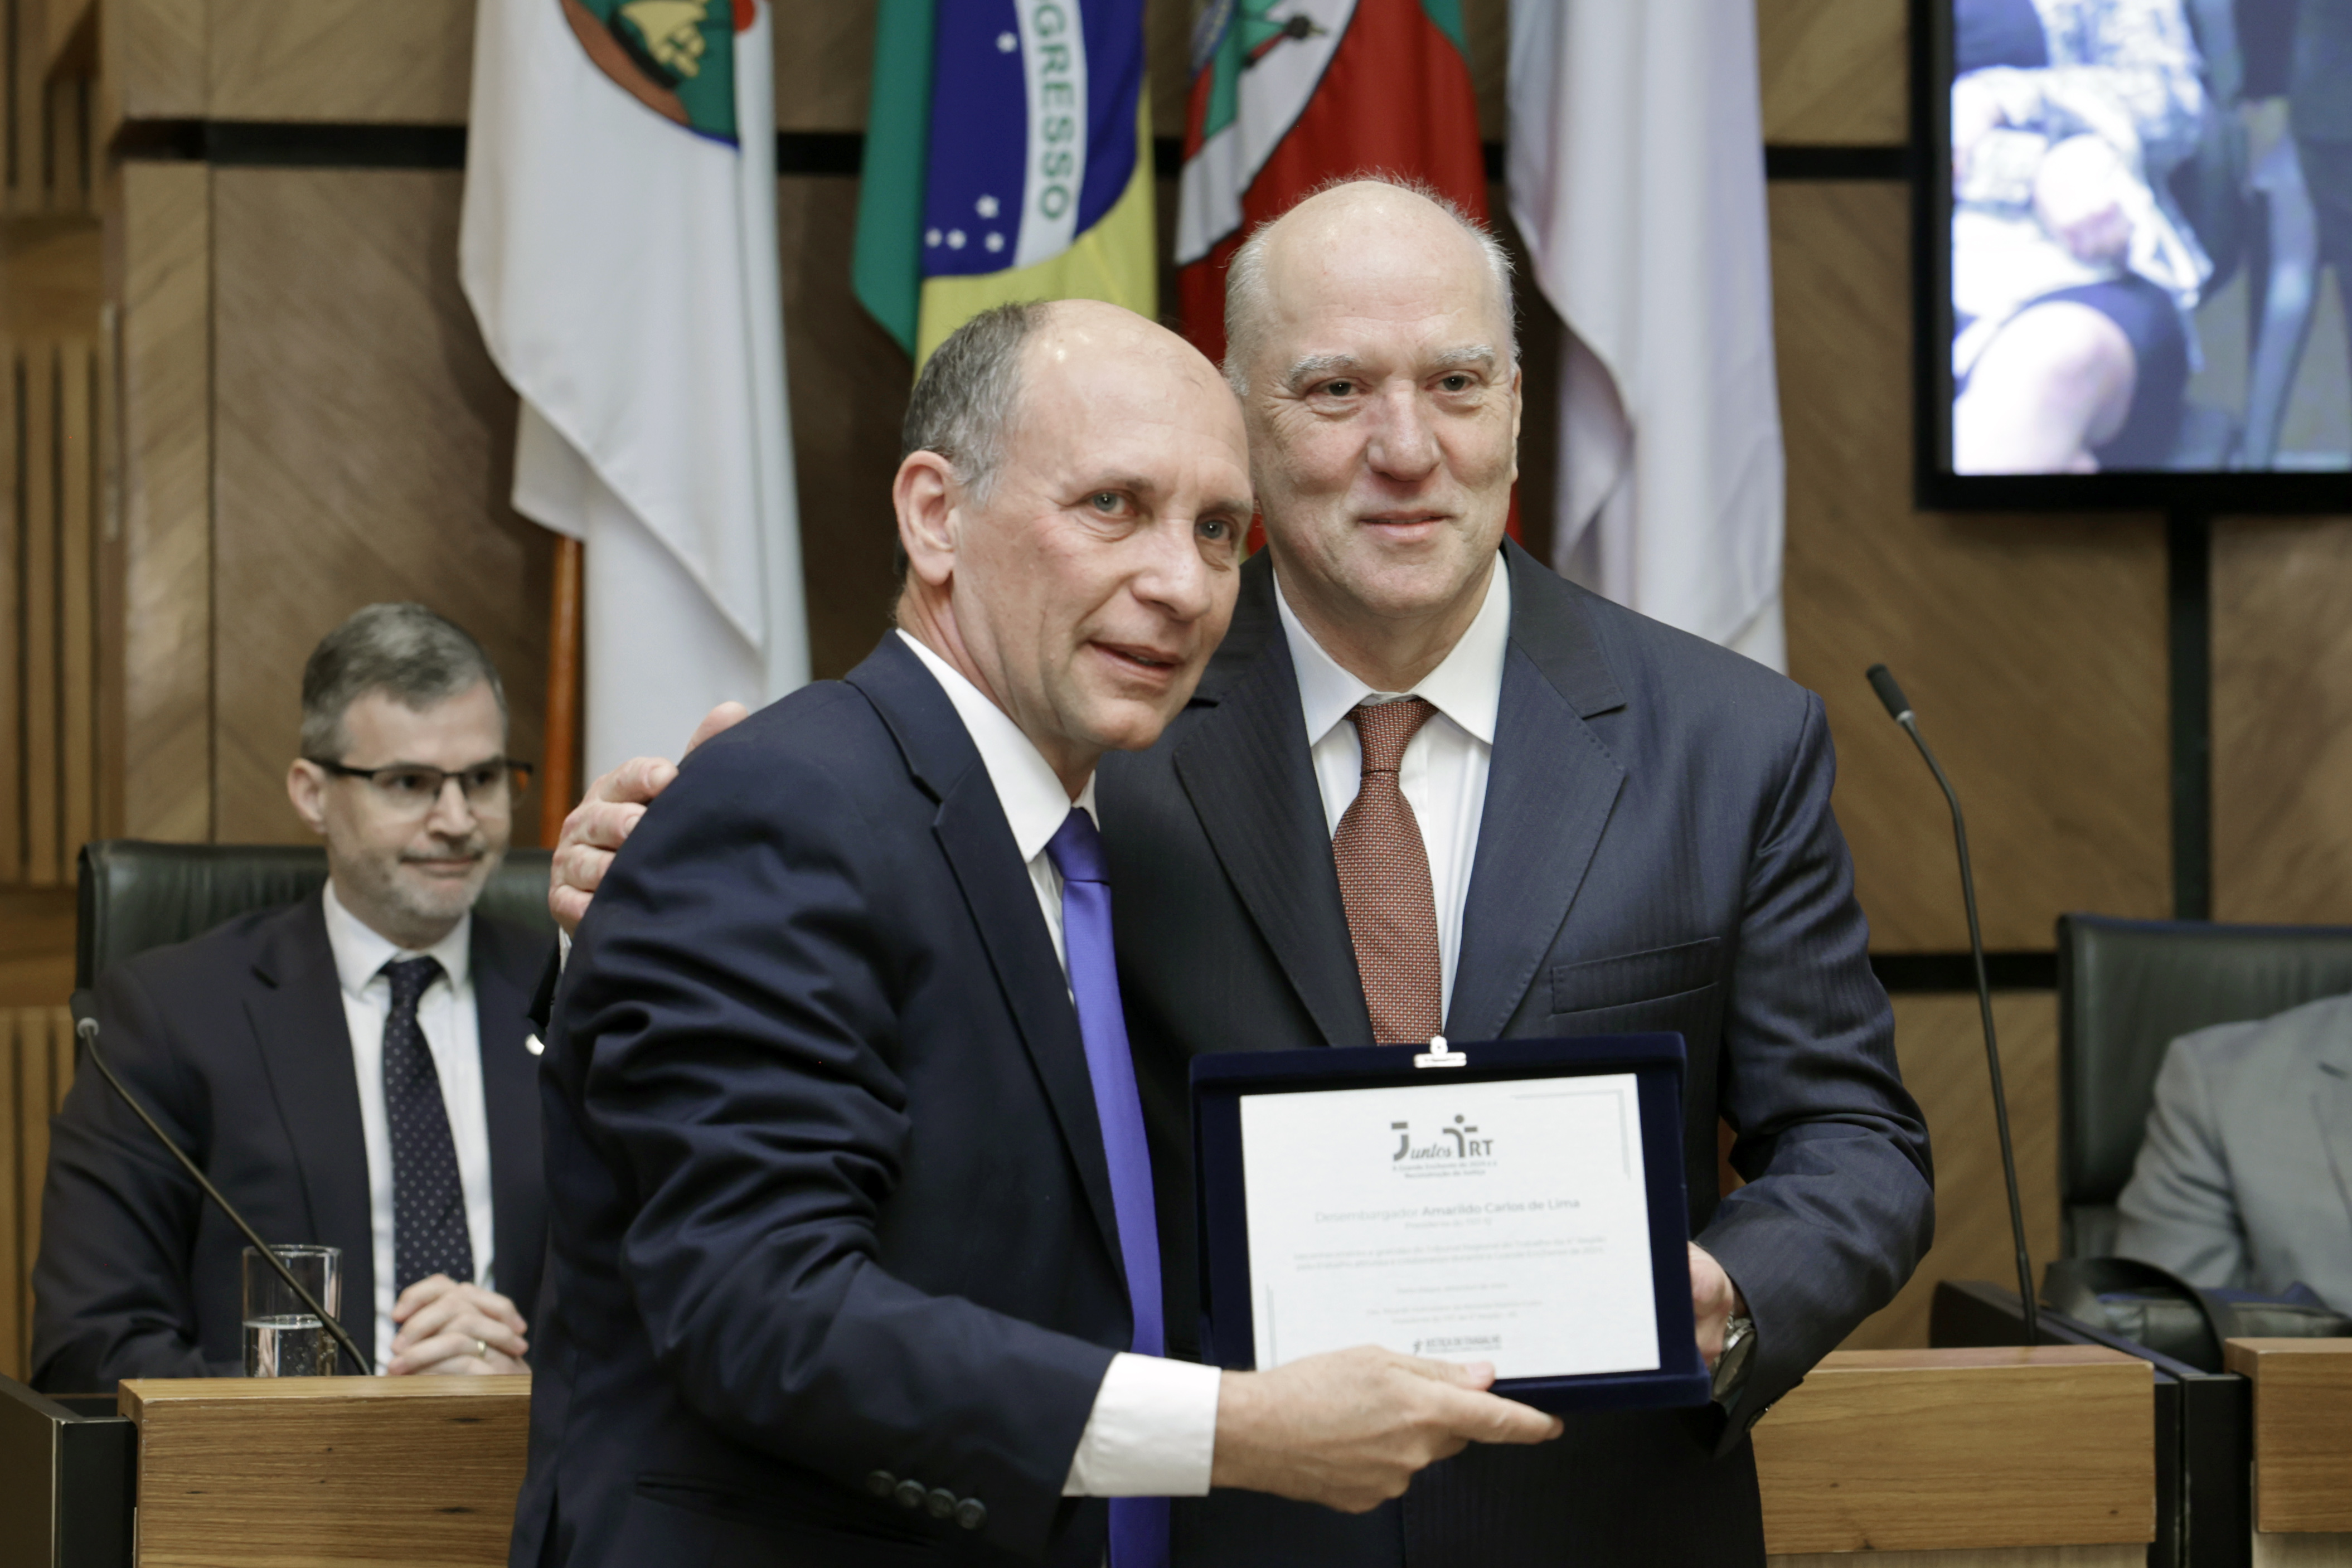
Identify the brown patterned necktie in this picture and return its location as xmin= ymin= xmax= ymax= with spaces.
xmin=1332 ymin=697 xmax=1444 ymax=1045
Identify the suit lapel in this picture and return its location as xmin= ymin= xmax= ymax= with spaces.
xmin=1171 ymin=564 xmax=1373 ymax=1050
xmin=847 ymin=637 xmax=1127 ymax=1279
xmin=245 ymin=896 xmax=377 ymax=1365
xmin=1447 ymin=544 xmax=1630 ymax=1041
xmin=472 ymin=921 xmax=545 ymax=1318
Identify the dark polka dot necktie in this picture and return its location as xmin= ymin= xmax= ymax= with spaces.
xmin=382 ymin=956 xmax=474 ymax=1293
xmin=1332 ymin=697 xmax=1445 ymax=1045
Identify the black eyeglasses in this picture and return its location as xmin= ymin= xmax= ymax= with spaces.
xmin=306 ymin=758 xmax=534 ymax=813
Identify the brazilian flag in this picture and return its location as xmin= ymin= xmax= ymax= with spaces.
xmin=852 ymin=0 xmax=1154 ymax=366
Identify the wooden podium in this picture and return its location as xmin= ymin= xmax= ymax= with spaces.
xmin=104 ymin=1349 xmax=2156 ymax=1567
xmin=2223 ymin=1339 xmax=2352 ymax=1567
xmin=119 ymin=1377 xmax=530 ymax=1568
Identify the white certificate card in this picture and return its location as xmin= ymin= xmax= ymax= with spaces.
xmin=1236 ymin=1075 xmax=1659 ymax=1381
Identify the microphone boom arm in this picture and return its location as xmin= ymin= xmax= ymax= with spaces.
xmin=70 ymin=997 xmax=372 ymax=1375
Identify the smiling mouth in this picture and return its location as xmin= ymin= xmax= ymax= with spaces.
xmin=1095 ymin=642 xmax=1184 ymax=678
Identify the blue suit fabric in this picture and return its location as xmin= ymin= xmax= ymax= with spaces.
xmin=511 ymin=634 xmax=1136 ymax=1568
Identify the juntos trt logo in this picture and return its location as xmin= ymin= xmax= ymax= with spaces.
xmin=1390 ymin=1114 xmax=1496 ymax=1172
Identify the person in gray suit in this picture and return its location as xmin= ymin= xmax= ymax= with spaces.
xmin=2115 ymin=993 xmax=2352 ymax=1312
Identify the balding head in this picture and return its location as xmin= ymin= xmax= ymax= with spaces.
xmin=892 ymin=298 xmax=1252 ymax=791
xmin=1223 ymin=178 xmax=1517 ymax=396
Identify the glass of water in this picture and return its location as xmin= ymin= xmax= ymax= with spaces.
xmin=243 ymin=1245 xmax=342 ymax=1377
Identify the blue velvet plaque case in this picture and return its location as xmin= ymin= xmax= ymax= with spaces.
xmin=1190 ymin=1033 xmax=1713 ymax=1416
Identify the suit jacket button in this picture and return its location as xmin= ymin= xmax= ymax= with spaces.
xmin=925 ymin=1487 xmax=956 ymax=1519
xmin=954 ymin=1497 xmax=987 ymax=1531
xmin=894 ymin=1479 xmax=927 ymax=1511
xmin=865 ymin=1470 xmax=896 ymax=1498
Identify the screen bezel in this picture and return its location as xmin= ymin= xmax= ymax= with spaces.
xmin=1913 ymin=0 xmax=2352 ymax=511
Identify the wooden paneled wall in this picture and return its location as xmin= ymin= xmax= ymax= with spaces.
xmin=1 ymin=335 xmax=106 ymax=886
xmin=4 ymin=0 xmax=96 ymax=215
xmin=1 ymin=1003 xmax=72 ymax=1382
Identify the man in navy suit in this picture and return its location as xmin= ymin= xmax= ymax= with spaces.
xmin=512 ymin=299 xmax=1561 ymax=1568
xmin=36 ymin=603 xmax=549 ymax=1387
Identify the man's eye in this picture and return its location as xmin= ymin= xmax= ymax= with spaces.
xmin=462 ymin=766 xmax=503 ymax=792
xmin=384 ymin=771 xmax=436 ymax=798
xmin=1089 ymin=492 xmax=1123 ymax=512
xmin=1439 ymin=374 xmax=1473 ymax=392
xmin=1321 ymin=380 xmax=1355 ymax=397
xmin=1200 ymin=517 xmax=1230 ymax=541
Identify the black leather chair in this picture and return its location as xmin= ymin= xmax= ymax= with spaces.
xmin=76 ymin=841 xmax=556 ymax=990
xmin=2057 ymin=912 xmax=2352 ymax=1259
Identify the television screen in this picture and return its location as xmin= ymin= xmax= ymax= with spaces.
xmin=1924 ymin=0 xmax=2352 ymax=507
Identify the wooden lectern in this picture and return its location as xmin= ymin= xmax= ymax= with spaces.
xmin=100 ymin=1348 xmax=2156 ymax=1567
xmin=1754 ymin=1346 xmax=2155 ymax=1567
xmin=119 ymin=1376 xmax=530 ymax=1568
xmin=2223 ymin=1339 xmax=2352 ymax=1567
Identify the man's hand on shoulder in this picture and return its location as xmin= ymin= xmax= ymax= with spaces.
xmin=1210 ymin=1345 xmax=1562 ymax=1513
xmin=386 ymin=1275 xmax=529 ymax=1375
xmin=549 ymin=702 xmax=750 ymax=935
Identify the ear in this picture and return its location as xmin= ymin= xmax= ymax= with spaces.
xmin=1506 ymin=360 xmax=1524 ymax=487
xmin=893 ymin=450 xmax=963 ymax=591
xmin=286 ymin=760 xmax=331 ymax=837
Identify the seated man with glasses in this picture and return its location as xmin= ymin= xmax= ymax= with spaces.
xmin=33 ymin=603 xmax=551 ymax=1387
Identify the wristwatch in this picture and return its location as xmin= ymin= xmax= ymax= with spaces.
xmin=1711 ymin=1313 xmax=1757 ymax=1404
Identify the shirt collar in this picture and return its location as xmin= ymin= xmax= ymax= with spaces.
xmin=1272 ymin=552 xmax=1511 ymax=747
xmin=320 ymin=878 xmax=473 ymax=999
xmin=896 ymin=630 xmax=1097 ymax=862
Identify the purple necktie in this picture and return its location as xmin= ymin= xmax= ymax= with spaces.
xmin=1045 ymin=808 xmax=1168 ymax=1568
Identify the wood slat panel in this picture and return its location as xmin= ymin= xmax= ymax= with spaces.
xmin=1759 ymin=0 xmax=1910 ymax=147
xmin=776 ymin=173 xmax=912 ymax=680
xmin=0 ymin=346 xmax=19 ymax=884
xmin=2212 ymin=516 xmax=2352 ymax=924
xmin=59 ymin=341 xmax=94 ymax=875
xmin=207 ymin=0 xmax=473 ymax=122
xmin=1838 ymin=992 xmax=2062 ymax=1351
xmin=2251 ymin=1535 xmax=2352 ymax=1566
xmin=122 ymin=1375 xmax=531 ymax=1567
xmin=1771 ymin=179 xmax=2171 ymax=950
xmin=1 ymin=1009 xmax=22 ymax=1381
xmin=22 ymin=340 xmax=59 ymax=884
xmin=2224 ymin=1339 xmax=2352 ymax=1535
xmin=16 ymin=1004 xmax=54 ymax=1370
xmin=1754 ymin=1347 xmax=2154 ymax=1554
xmin=0 ymin=886 xmax=72 ymax=1007
xmin=117 ymin=162 xmax=212 ymax=843
xmin=102 ymin=0 xmax=206 ymax=120
xmin=208 ymin=169 xmax=552 ymax=843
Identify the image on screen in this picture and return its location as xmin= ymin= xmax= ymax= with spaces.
xmin=1947 ymin=0 xmax=2352 ymax=475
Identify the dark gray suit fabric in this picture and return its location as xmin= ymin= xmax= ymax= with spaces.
xmin=32 ymin=891 xmax=548 ymax=1389
xmin=2115 ymin=992 xmax=2352 ymax=1312
xmin=510 ymin=635 xmax=1131 ymax=1568
xmin=1098 ymin=543 xmax=1933 ymax=1567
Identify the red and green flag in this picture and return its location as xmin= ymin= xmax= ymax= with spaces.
xmin=1174 ymin=0 xmax=1487 ymax=365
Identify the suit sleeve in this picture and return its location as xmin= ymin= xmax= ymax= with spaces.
xmin=555 ymin=735 xmax=1113 ymax=1560
xmin=1695 ymin=691 xmax=1934 ymax=1439
xmin=2115 ymin=1030 xmax=2250 ymax=1287
xmin=31 ymin=962 xmax=229 ymax=1388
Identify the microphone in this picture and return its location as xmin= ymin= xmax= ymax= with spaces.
xmin=1864 ymin=666 xmax=2039 ymax=1346
xmin=69 ymin=991 xmax=373 ymax=1375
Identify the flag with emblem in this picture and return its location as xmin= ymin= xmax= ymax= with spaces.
xmin=852 ymin=0 xmax=1155 ymax=366
xmin=1175 ymin=0 xmax=1486 ymax=366
xmin=460 ymin=0 xmax=808 ymax=778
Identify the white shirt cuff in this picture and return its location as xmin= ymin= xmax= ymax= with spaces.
xmin=1061 ymin=1353 xmax=1221 ymax=1497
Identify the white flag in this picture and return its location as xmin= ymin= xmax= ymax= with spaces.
xmin=1509 ymin=0 xmax=1786 ymax=671
xmin=461 ymin=0 xmax=806 ymax=778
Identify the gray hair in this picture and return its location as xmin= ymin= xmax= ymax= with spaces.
xmin=300 ymin=603 xmax=507 ymax=761
xmin=1221 ymin=174 xmax=1518 ymax=395
xmin=902 ymin=300 xmax=1050 ymax=504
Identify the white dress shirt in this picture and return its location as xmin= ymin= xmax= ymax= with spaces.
xmin=320 ymin=881 xmax=498 ymax=1372
xmin=1274 ymin=559 xmax=1511 ymax=1025
xmin=896 ymin=632 xmax=1223 ymax=1499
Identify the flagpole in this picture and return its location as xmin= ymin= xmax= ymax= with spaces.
xmin=540 ymin=533 xmax=583 ymax=847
